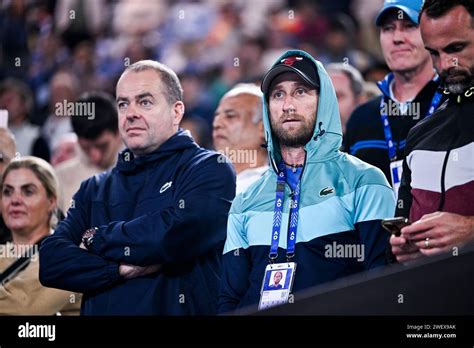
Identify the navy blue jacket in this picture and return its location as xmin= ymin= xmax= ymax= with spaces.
xmin=39 ymin=130 xmax=235 ymax=315
xmin=343 ymin=73 xmax=444 ymax=182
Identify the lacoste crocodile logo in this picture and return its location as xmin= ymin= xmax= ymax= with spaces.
xmin=160 ymin=181 xmax=173 ymax=193
xmin=319 ymin=187 xmax=335 ymax=197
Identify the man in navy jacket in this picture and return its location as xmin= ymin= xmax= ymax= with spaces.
xmin=39 ymin=60 xmax=236 ymax=315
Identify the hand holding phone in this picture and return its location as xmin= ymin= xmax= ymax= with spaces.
xmin=381 ymin=217 xmax=410 ymax=237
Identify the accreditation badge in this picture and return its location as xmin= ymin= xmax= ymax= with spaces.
xmin=390 ymin=159 xmax=403 ymax=199
xmin=258 ymin=262 xmax=297 ymax=311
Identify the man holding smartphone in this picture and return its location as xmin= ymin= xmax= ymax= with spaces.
xmin=390 ymin=0 xmax=474 ymax=262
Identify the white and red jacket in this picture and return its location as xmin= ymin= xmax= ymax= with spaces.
xmin=397 ymin=86 xmax=474 ymax=221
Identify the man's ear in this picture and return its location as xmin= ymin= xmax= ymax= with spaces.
xmin=173 ymin=101 xmax=185 ymax=127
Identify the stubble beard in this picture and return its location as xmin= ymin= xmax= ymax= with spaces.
xmin=271 ymin=113 xmax=316 ymax=148
xmin=442 ymin=67 xmax=474 ymax=94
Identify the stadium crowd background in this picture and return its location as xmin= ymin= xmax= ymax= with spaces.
xmin=0 ymin=0 xmax=389 ymax=155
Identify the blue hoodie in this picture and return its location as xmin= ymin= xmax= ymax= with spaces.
xmin=40 ymin=130 xmax=235 ymax=315
xmin=218 ymin=50 xmax=395 ymax=313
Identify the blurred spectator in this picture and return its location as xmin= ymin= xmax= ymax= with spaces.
xmin=327 ymin=63 xmax=367 ymax=136
xmin=180 ymin=115 xmax=212 ymax=149
xmin=292 ymin=1 xmax=328 ymax=49
xmin=50 ymin=132 xmax=78 ymax=166
xmin=29 ymin=31 xmax=70 ymax=125
xmin=70 ymin=40 xmax=103 ymax=94
xmin=41 ymin=70 xmax=77 ymax=153
xmin=0 ymin=0 xmax=30 ymax=79
xmin=363 ymin=81 xmax=382 ymax=99
xmin=363 ymin=61 xmax=391 ymax=83
xmin=318 ymin=0 xmax=353 ymax=16
xmin=233 ymin=36 xmax=267 ymax=82
xmin=55 ymin=0 xmax=106 ymax=50
xmin=0 ymin=127 xmax=16 ymax=244
xmin=213 ymin=83 xmax=268 ymax=194
xmin=318 ymin=14 xmax=374 ymax=72
xmin=113 ymin=0 xmax=166 ymax=37
xmin=0 ymin=128 xmax=16 ymax=177
xmin=54 ymin=91 xmax=123 ymax=213
xmin=0 ymin=156 xmax=81 ymax=315
xmin=239 ymin=0 xmax=285 ymax=37
xmin=180 ymin=72 xmax=216 ymax=125
xmin=0 ymin=78 xmax=50 ymax=161
xmin=344 ymin=0 xmax=445 ymax=195
xmin=123 ymin=39 xmax=154 ymax=66
xmin=352 ymin=0 xmax=385 ymax=61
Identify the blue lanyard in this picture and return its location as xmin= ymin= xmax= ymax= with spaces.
xmin=269 ymin=162 xmax=301 ymax=261
xmin=380 ymin=89 xmax=443 ymax=161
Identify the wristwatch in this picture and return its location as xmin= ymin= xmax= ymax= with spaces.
xmin=82 ymin=227 xmax=98 ymax=249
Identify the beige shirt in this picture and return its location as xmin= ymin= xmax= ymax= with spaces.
xmin=55 ymin=149 xmax=109 ymax=213
xmin=0 ymin=245 xmax=82 ymax=315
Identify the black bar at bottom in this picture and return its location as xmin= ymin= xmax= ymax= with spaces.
xmin=0 ymin=316 xmax=473 ymax=345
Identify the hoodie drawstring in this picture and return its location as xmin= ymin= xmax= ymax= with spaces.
xmin=313 ymin=122 xmax=325 ymax=141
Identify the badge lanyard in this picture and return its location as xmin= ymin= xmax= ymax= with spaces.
xmin=380 ymin=89 xmax=443 ymax=161
xmin=269 ymin=162 xmax=301 ymax=262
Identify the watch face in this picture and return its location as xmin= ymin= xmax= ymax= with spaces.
xmin=82 ymin=228 xmax=97 ymax=248
xmin=85 ymin=236 xmax=93 ymax=247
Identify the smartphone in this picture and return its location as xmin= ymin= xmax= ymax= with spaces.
xmin=381 ymin=217 xmax=410 ymax=236
xmin=0 ymin=109 xmax=8 ymax=128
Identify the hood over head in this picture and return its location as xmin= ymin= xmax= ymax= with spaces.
xmin=260 ymin=49 xmax=342 ymax=171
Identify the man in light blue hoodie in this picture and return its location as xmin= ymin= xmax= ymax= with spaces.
xmin=218 ymin=50 xmax=396 ymax=314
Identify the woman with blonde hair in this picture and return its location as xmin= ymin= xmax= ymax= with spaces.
xmin=0 ymin=156 xmax=81 ymax=315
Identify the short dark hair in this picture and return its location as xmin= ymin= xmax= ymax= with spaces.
xmin=420 ymin=0 xmax=474 ymax=22
xmin=0 ymin=78 xmax=34 ymax=115
xmin=122 ymin=60 xmax=183 ymax=105
xmin=71 ymin=92 xmax=118 ymax=140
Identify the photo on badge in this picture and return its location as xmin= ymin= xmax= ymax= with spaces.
xmin=258 ymin=262 xmax=297 ymax=311
xmin=265 ymin=270 xmax=286 ymax=290
xmin=261 ymin=263 xmax=296 ymax=291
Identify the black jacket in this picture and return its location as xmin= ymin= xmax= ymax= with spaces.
xmin=40 ymin=130 xmax=236 ymax=315
xmin=396 ymin=87 xmax=474 ymax=221
xmin=344 ymin=73 xmax=444 ymax=182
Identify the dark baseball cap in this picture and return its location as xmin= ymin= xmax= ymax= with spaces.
xmin=261 ymin=55 xmax=320 ymax=95
xmin=375 ymin=0 xmax=423 ymax=26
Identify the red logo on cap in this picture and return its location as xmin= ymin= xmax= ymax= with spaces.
xmin=281 ymin=56 xmax=303 ymax=66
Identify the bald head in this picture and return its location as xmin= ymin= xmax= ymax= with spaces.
xmin=213 ymin=83 xmax=265 ymax=154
